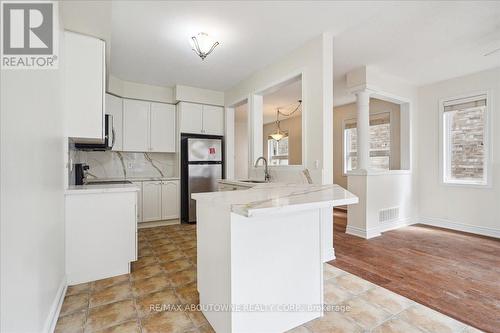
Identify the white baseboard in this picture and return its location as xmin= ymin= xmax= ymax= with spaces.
xmin=138 ymin=219 xmax=180 ymax=229
xmin=380 ymin=217 xmax=416 ymax=233
xmin=43 ymin=276 xmax=67 ymax=333
xmin=346 ymin=217 xmax=415 ymax=239
xmin=345 ymin=225 xmax=381 ymax=239
xmin=323 ymin=248 xmax=336 ymax=262
xmin=418 ymin=217 xmax=500 ymax=239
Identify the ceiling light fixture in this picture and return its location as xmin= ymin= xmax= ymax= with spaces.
xmin=190 ymin=32 xmax=219 ymax=60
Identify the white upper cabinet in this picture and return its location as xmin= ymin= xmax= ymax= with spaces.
xmin=123 ymin=99 xmax=176 ymax=153
xmin=65 ymin=31 xmax=105 ymax=140
xmin=150 ymin=103 xmax=176 ymax=152
xmin=202 ymin=105 xmax=224 ymax=135
xmin=123 ymin=99 xmax=150 ymax=152
xmin=105 ymin=94 xmax=123 ymax=151
xmin=161 ymin=180 xmax=179 ymax=220
xmin=179 ymin=102 xmax=224 ymax=135
xmin=179 ymin=102 xmax=203 ymax=134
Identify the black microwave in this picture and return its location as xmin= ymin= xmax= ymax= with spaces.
xmin=74 ymin=114 xmax=114 ymax=151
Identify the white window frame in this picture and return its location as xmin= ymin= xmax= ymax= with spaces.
xmin=267 ymin=137 xmax=289 ymax=165
xmin=343 ymin=127 xmax=356 ymax=174
xmin=439 ymin=91 xmax=491 ymax=187
xmin=342 ymin=111 xmax=392 ymax=175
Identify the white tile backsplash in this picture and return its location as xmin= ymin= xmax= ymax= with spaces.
xmin=69 ymin=148 xmax=177 ymax=182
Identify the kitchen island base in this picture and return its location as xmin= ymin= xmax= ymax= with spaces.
xmin=197 ymin=203 xmax=324 ymax=333
xmin=193 ymin=183 xmax=358 ymax=333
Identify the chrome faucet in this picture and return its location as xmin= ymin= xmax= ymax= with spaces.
xmin=254 ymin=156 xmax=270 ymax=182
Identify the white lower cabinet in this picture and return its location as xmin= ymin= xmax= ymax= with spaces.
xmin=142 ymin=181 xmax=162 ymax=222
xmin=65 ymin=190 xmax=137 ymax=285
xmin=132 ymin=182 xmax=143 ymax=222
xmin=162 ymin=181 xmax=179 ymax=220
xmin=139 ymin=180 xmax=179 ymax=223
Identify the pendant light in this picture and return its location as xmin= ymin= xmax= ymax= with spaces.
xmin=269 ymin=100 xmax=302 ymax=141
xmin=270 ymin=108 xmax=287 ymax=141
xmin=190 ymin=32 xmax=219 ymax=60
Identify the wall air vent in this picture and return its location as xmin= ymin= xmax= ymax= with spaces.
xmin=379 ymin=207 xmax=400 ymax=223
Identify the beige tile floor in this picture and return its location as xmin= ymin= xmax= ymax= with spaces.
xmin=55 ymin=224 xmax=482 ymax=333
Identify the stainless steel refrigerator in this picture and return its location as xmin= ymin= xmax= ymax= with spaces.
xmin=181 ymin=136 xmax=223 ymax=223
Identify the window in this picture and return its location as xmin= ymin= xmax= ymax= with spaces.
xmin=344 ymin=113 xmax=391 ymax=172
xmin=268 ymin=137 xmax=289 ymax=165
xmin=442 ymin=94 xmax=488 ymax=185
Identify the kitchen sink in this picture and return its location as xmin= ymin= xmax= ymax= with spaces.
xmin=85 ymin=180 xmax=133 ymax=185
xmin=237 ymin=180 xmax=268 ymax=183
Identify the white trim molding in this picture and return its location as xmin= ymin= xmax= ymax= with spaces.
xmin=346 ymin=217 xmax=416 ymax=239
xmin=418 ymin=217 xmax=500 ymax=239
xmin=438 ymin=90 xmax=492 ymax=188
xmin=379 ymin=217 xmax=416 ymax=233
xmin=43 ymin=276 xmax=67 ymax=333
xmin=346 ymin=225 xmax=381 ymax=239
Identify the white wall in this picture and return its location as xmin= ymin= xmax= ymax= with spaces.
xmin=0 ymin=17 xmax=65 ymax=333
xmin=108 ymin=76 xmax=226 ymax=106
xmin=417 ymin=67 xmax=500 ymax=236
xmin=175 ymin=85 xmax=224 ymax=106
xmin=108 ymin=75 xmax=175 ymax=103
xmin=225 ymin=33 xmax=334 ymax=184
xmin=234 ymin=104 xmax=249 ymax=179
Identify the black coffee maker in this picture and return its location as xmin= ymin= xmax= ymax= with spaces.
xmin=74 ymin=163 xmax=89 ymax=185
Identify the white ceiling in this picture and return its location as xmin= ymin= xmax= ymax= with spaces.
xmin=333 ymin=1 xmax=500 ymax=85
xmin=110 ymin=1 xmax=500 ymax=92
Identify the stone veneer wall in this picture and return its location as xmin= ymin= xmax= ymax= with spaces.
xmin=449 ymin=107 xmax=485 ymax=179
xmin=347 ymin=122 xmax=391 ymax=170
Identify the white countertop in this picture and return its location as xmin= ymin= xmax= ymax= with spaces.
xmin=65 ymin=183 xmax=140 ymax=195
xmin=192 ymin=183 xmax=358 ymax=217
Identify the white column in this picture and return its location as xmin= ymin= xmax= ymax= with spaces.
xmin=225 ymin=107 xmax=235 ymax=179
xmin=355 ymin=90 xmax=371 ymax=170
xmin=249 ymin=94 xmax=263 ymax=163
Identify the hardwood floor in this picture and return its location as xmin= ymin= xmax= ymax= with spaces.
xmin=330 ymin=209 xmax=500 ymax=333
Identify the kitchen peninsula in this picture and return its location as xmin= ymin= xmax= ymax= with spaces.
xmin=192 ymin=183 xmax=358 ymax=333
